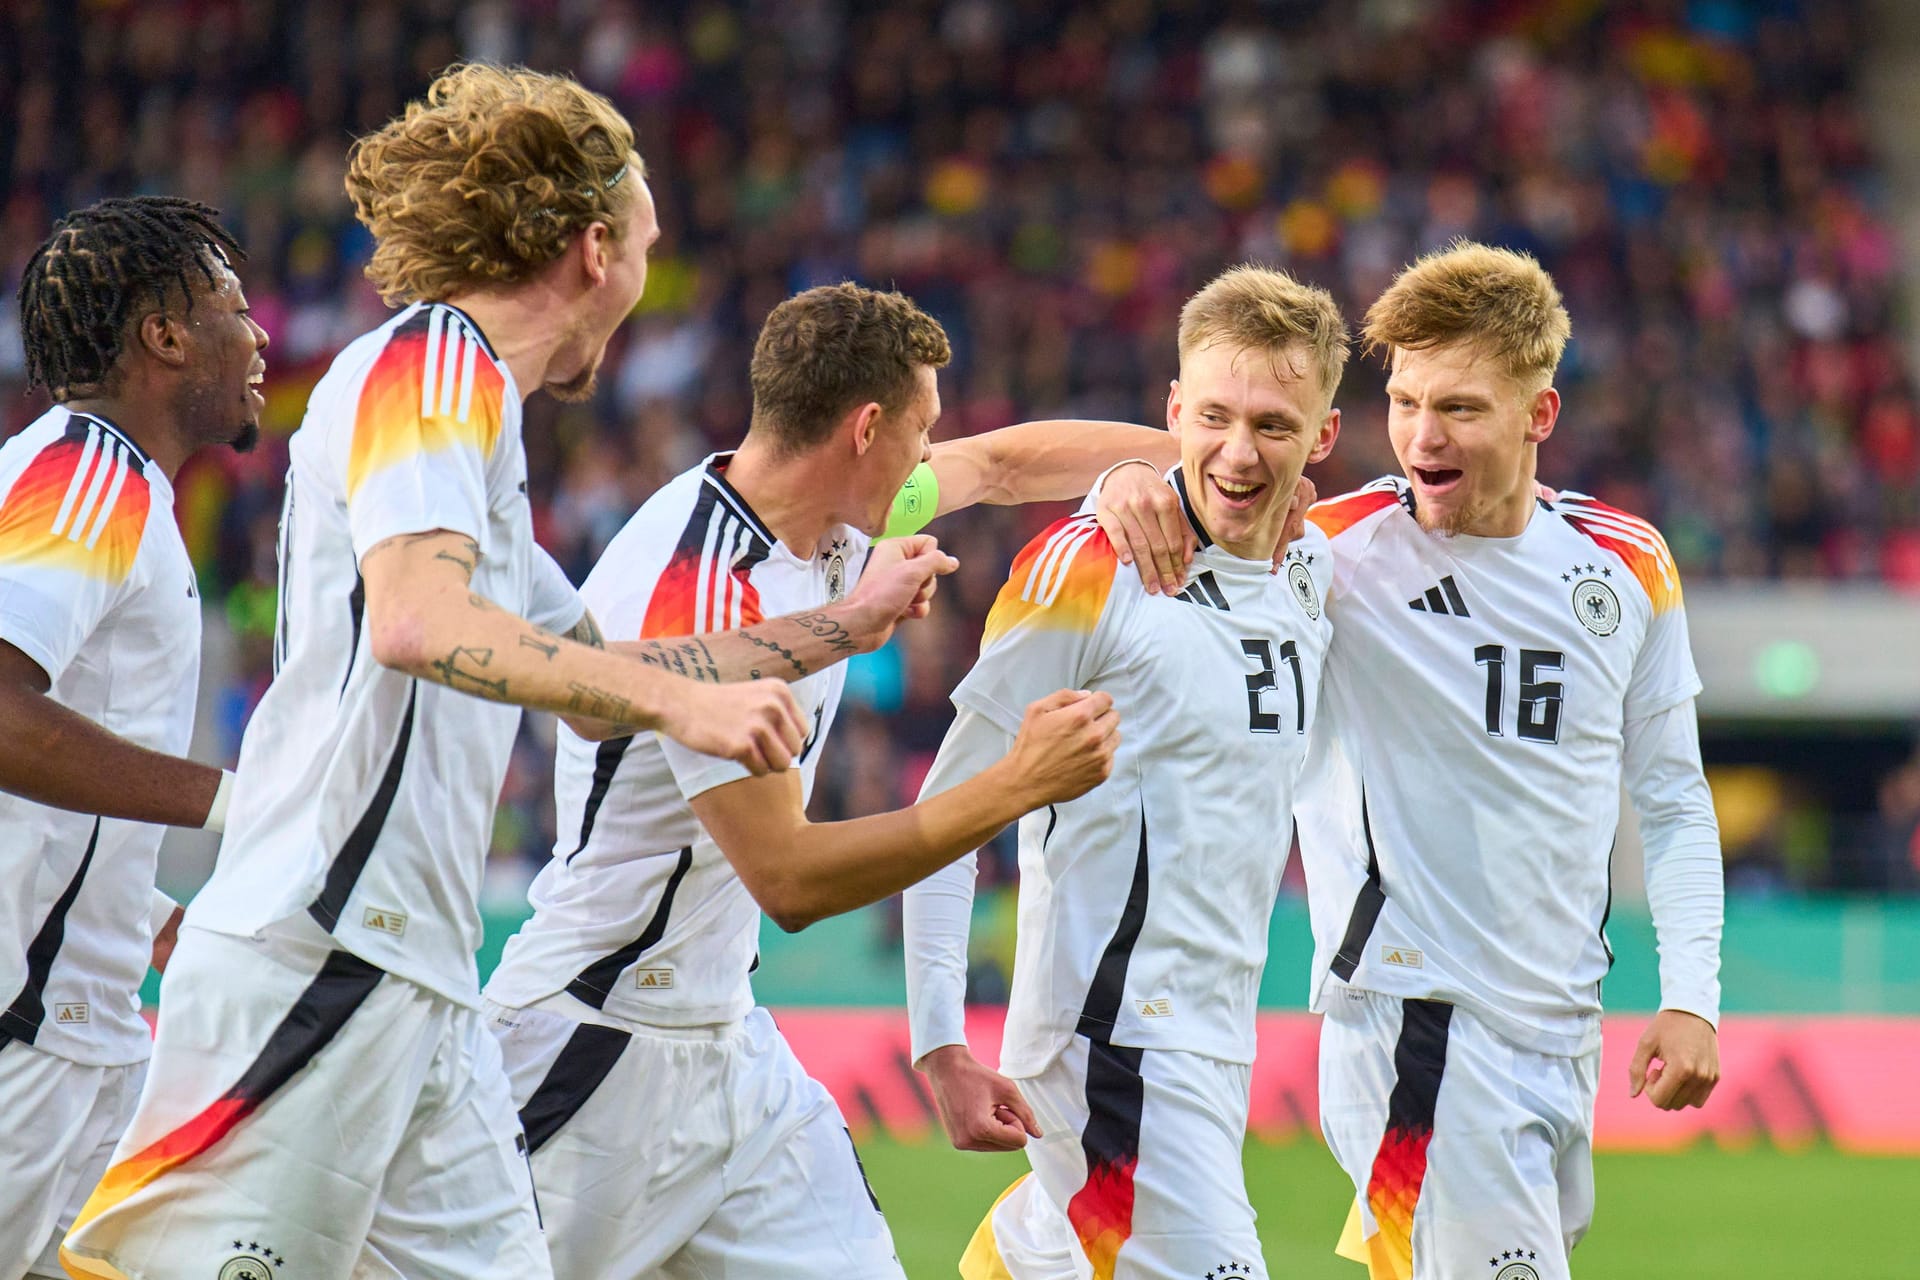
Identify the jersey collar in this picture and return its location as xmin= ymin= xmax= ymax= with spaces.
xmin=65 ymin=408 xmax=154 ymax=468
xmin=1169 ymin=469 xmax=1215 ymax=549
xmin=702 ymin=452 xmax=780 ymax=548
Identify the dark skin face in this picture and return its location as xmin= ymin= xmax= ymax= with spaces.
xmin=61 ymin=250 xmax=270 ymax=475
xmin=170 ymin=257 xmax=270 ymax=454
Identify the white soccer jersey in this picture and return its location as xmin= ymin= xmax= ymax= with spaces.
xmin=910 ymin=474 xmax=1336 ymax=1074
xmin=184 ymin=303 xmax=584 ymax=1006
xmin=0 ymin=407 xmax=198 ymax=1066
xmin=1296 ymin=477 xmax=1708 ymax=1057
xmin=484 ymin=456 xmax=870 ymax=1026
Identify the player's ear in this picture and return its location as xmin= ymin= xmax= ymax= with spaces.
xmin=1526 ymin=386 xmax=1560 ymax=446
xmin=136 ymin=309 xmax=189 ymax=370
xmin=1165 ymin=379 xmax=1183 ymax=436
xmin=849 ymin=401 xmax=885 ymax=457
xmin=1308 ymin=407 xmax=1340 ymax=464
xmin=579 ymin=220 xmax=614 ymax=287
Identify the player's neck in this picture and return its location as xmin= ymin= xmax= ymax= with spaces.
xmin=59 ymin=393 xmax=186 ymax=481
xmin=722 ymin=436 xmax=839 ymax=556
xmin=441 ymin=287 xmax=577 ymax=402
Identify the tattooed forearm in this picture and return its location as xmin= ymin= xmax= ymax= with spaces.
xmin=430 ymin=645 xmax=508 ymax=699
xmin=787 ymin=611 xmax=859 ymax=655
xmin=433 ymin=538 xmax=480 ymax=577
xmin=631 ymin=636 xmax=723 ymax=684
xmin=742 ymin=630 xmax=808 ymax=680
xmin=566 ymin=682 xmax=639 ymax=730
xmin=565 ymin=609 xmax=606 ymax=649
xmin=518 ymin=633 xmax=560 ymax=659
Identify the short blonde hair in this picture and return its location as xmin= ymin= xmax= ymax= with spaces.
xmin=1362 ymin=241 xmax=1571 ymax=390
xmin=347 ymin=64 xmax=642 ymax=304
xmin=1178 ymin=265 xmax=1350 ymax=410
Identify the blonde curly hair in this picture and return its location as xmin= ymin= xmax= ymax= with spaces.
xmin=346 ymin=64 xmax=643 ymax=304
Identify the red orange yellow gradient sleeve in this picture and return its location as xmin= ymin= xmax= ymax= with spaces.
xmin=1306 ymin=488 xmax=1400 ymax=541
xmin=0 ymin=433 xmax=150 ymax=584
xmin=1560 ymin=498 xmax=1683 ymax=615
xmin=978 ymin=516 xmax=1119 ymax=650
xmin=345 ymin=330 xmax=505 ymax=503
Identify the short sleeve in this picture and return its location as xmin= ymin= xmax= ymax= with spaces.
xmin=0 ymin=427 xmax=152 ymax=682
xmin=952 ymin=515 xmax=1123 ymax=735
xmin=527 ymin=545 xmax=588 ymax=636
xmin=344 ymin=309 xmax=507 ymax=563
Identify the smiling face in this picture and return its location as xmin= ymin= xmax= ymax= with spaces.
xmin=174 ymin=253 xmax=270 ymax=453
xmin=1169 ymin=341 xmax=1339 ymax=560
xmin=546 ymin=168 xmax=657 ymax=403
xmin=1385 ymin=340 xmax=1558 ymax=537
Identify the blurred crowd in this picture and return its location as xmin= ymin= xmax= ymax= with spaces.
xmin=3 ymin=0 xmax=1917 ymax=902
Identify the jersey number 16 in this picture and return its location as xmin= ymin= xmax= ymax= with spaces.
xmin=1473 ymin=644 xmax=1565 ymax=743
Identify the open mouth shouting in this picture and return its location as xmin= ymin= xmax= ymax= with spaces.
xmin=247 ymin=366 xmax=266 ymax=410
xmin=1412 ymin=465 xmax=1463 ymax=494
xmin=1210 ymin=475 xmax=1267 ymax=509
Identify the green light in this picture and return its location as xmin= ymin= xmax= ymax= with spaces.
xmin=1754 ymin=641 xmax=1820 ymax=700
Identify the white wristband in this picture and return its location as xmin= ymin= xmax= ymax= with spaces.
xmin=203 ymin=769 xmax=237 ymax=833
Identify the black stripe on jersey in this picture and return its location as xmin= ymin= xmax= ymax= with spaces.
xmin=1075 ymin=807 xmax=1150 ymax=1039
xmin=565 ymin=845 xmax=694 ymax=1008
xmin=1439 ymin=575 xmax=1469 ymax=616
xmin=0 ymin=819 xmax=100 ymax=1045
xmin=519 ymin=1021 xmax=632 ymax=1156
xmin=1599 ymin=839 xmax=1616 ymax=971
xmin=308 ymin=682 xmax=417 ymax=933
xmin=566 ymin=735 xmax=635 ymax=865
xmin=1330 ymin=792 xmax=1387 ymax=983
xmin=340 ymin=570 xmax=365 ymax=696
xmin=1170 ymin=470 xmax=1214 ymax=549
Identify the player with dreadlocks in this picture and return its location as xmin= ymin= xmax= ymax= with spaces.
xmin=0 ymin=195 xmax=266 ymax=1280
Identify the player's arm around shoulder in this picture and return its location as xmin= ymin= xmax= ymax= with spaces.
xmin=920 ymin=419 xmax=1178 ymax=521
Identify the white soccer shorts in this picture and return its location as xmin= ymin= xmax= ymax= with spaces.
xmin=489 ymin=997 xmax=902 ymax=1279
xmin=0 ymin=1042 xmax=142 ymax=1280
xmin=59 ymin=921 xmax=550 ymax=1280
xmin=960 ymin=1035 xmax=1265 ymax=1280
xmin=1317 ymin=989 xmax=1600 ymax=1280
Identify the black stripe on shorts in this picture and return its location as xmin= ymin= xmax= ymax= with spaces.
xmin=518 ymin=1021 xmax=632 ymax=1156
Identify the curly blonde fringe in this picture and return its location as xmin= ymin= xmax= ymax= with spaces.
xmin=346 ymin=64 xmax=642 ymax=304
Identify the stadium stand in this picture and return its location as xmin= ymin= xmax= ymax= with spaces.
xmin=2 ymin=0 xmax=1915 ymax=900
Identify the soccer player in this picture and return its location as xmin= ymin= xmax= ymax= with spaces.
xmin=903 ymin=266 xmax=1348 ymax=1280
xmin=1096 ymin=243 xmax=1723 ymax=1280
xmin=0 ymin=197 xmax=261 ymax=1280
xmin=482 ymin=280 xmax=1162 ymax=1278
xmin=60 ymin=68 xmax=946 ymax=1280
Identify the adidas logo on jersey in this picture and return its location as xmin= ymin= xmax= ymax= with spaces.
xmin=1174 ymin=570 xmax=1231 ymax=611
xmin=362 ymin=907 xmax=408 ymax=937
xmin=635 ymin=968 xmax=675 ymax=989
xmin=1407 ymin=574 xmax=1471 ymax=618
xmin=1381 ymin=946 xmax=1424 ymax=969
xmin=54 ymin=1002 xmax=89 ymax=1024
